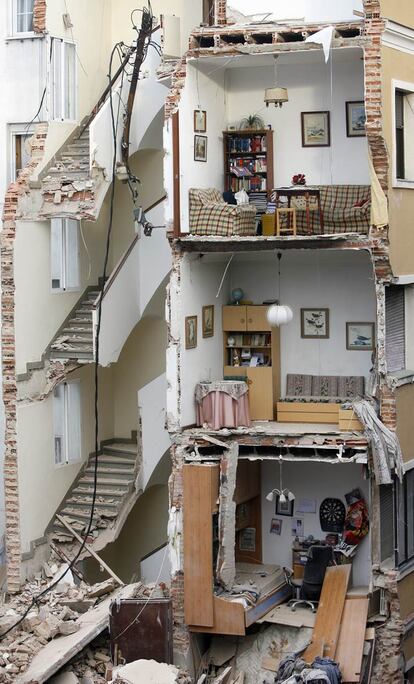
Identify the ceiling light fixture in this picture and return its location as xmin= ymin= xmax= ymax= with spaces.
xmin=265 ymin=455 xmax=295 ymax=503
xmin=266 ymin=252 xmax=293 ymax=327
xmin=264 ymin=55 xmax=289 ymax=108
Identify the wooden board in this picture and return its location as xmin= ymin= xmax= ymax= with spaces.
xmin=222 ymin=305 xmax=247 ymax=332
xmin=277 ymin=402 xmax=339 ymax=424
xmin=335 ymin=598 xmax=369 ymax=683
xmin=338 ymin=409 xmax=363 ymax=432
xmin=303 ymin=565 xmax=351 ymax=663
xmin=247 ymin=367 xmax=273 ymax=420
xmin=246 ymin=305 xmax=271 ymax=332
xmin=234 ymin=460 xmax=261 ymax=504
xmin=183 ymin=465 xmax=218 ymax=627
xmin=189 ymin=595 xmax=246 ymax=636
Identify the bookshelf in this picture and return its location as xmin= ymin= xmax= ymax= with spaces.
xmin=223 ymin=129 xmax=274 ymax=196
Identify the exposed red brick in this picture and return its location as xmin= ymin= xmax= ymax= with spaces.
xmin=33 ymin=0 xmax=46 ymax=34
xmin=1 ymin=124 xmax=48 ymax=592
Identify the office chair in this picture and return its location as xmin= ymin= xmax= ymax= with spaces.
xmin=285 ymin=544 xmax=335 ymax=612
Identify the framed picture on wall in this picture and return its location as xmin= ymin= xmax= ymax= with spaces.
xmin=346 ymin=101 xmax=366 ymax=137
xmin=185 ymin=315 xmax=197 ymax=349
xmin=270 ymin=518 xmax=283 ymax=535
xmin=194 ymin=135 xmax=207 ymax=162
xmin=301 ymin=308 xmax=330 ymax=339
xmin=301 ymin=111 xmax=331 ymax=147
xmin=202 ymin=305 xmax=214 ymax=338
xmin=194 ymin=109 xmax=207 ymax=132
xmin=346 ymin=322 xmax=375 ymax=350
xmin=275 ymin=495 xmax=294 ymax=517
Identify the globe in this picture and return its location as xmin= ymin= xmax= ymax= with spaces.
xmin=231 ymin=288 xmax=244 ymax=305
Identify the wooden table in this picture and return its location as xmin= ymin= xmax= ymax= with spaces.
xmin=274 ymin=186 xmax=324 ymax=235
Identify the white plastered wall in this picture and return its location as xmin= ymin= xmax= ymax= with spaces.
xmin=179 ymin=62 xmax=227 ymax=232
xmin=14 ymin=209 xmax=108 ymax=375
xmin=260 ymin=460 xmax=371 ymax=587
xmin=179 ymin=256 xmax=228 ymax=427
xmin=17 ymin=364 xmax=114 ymax=553
xmin=229 ymin=250 xmax=376 ymax=394
xmin=229 ymin=0 xmax=363 ymax=22
xmin=226 ymin=55 xmax=369 ymax=187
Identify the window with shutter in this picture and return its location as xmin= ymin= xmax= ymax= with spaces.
xmin=53 ymin=381 xmax=82 ymax=465
xmin=51 ymin=39 xmax=77 ymax=121
xmin=50 ymin=219 xmax=80 ymax=291
xmin=395 ymin=470 xmax=414 ymax=567
xmin=379 ymin=484 xmax=394 ymax=562
xmin=393 ymin=83 xmax=414 ymax=185
xmin=385 ymin=285 xmax=405 ymax=373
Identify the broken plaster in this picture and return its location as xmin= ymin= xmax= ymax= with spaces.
xmin=216 ymin=441 xmax=238 ymax=590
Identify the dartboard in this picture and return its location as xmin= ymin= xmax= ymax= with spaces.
xmin=319 ymin=498 xmax=346 ymax=533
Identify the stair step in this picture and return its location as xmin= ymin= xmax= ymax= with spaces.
xmin=81 ymin=476 xmax=134 ymax=486
xmin=52 ymin=336 xmax=92 ymax=346
xmin=84 ymin=465 xmax=135 ymax=476
xmin=69 ymin=316 xmax=93 ymax=324
xmin=45 ymin=170 xmax=89 ymax=180
xmin=49 ymin=350 xmax=94 ymax=360
xmin=92 ymin=455 xmax=137 ymax=466
xmin=103 ymin=443 xmax=138 ymax=456
xmin=62 ymin=327 xmax=93 ymax=334
xmin=61 ymin=151 xmax=90 ymax=160
xmin=66 ymin=496 xmax=119 ymax=508
xmin=73 ymin=483 xmax=128 ymax=496
xmin=60 ymin=507 xmax=118 ymax=521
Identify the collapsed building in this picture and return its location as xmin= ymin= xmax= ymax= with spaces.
xmin=1 ymin=0 xmax=414 ymax=682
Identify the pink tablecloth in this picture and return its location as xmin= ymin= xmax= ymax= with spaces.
xmin=196 ymin=390 xmax=251 ymax=430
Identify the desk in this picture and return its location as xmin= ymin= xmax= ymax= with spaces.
xmin=195 ymin=380 xmax=251 ymax=430
xmin=274 ymin=187 xmax=324 ymax=235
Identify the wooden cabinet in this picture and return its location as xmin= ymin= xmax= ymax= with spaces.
xmin=222 ymin=305 xmax=271 ymax=332
xmin=222 ymin=305 xmax=279 ymax=420
xmin=223 ymin=129 xmax=274 ymax=197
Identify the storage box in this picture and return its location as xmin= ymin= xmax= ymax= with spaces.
xmin=262 ymin=213 xmax=275 ymax=236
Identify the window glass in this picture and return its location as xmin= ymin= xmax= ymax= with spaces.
xmin=15 ymin=0 xmax=34 ymax=33
xmin=53 ymin=382 xmax=82 ymax=465
xmin=51 ymin=218 xmax=80 ymax=291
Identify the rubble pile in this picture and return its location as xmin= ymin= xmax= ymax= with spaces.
xmin=0 ymin=557 xmax=121 ymax=682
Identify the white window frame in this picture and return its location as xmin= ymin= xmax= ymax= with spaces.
xmin=8 ymin=124 xmax=33 ymax=183
xmin=392 ymin=79 xmax=414 ymax=189
xmin=9 ymin=0 xmax=35 ymax=37
xmin=53 ymin=380 xmax=82 ymax=467
xmin=50 ymin=38 xmax=77 ymax=122
xmin=50 ymin=218 xmax=81 ymax=293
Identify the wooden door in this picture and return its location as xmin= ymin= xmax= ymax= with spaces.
xmin=222 ymin=305 xmax=247 ymax=331
xmin=246 ymin=367 xmax=273 ymax=420
xmin=246 ymin=306 xmax=271 ymax=331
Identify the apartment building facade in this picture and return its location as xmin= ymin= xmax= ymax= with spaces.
xmin=163 ymin=1 xmax=414 ymax=681
xmin=0 ymin=0 xmax=214 ymax=598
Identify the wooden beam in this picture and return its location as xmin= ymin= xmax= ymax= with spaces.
xmin=335 ymin=598 xmax=369 ymax=682
xmin=56 ymin=514 xmax=124 ymax=586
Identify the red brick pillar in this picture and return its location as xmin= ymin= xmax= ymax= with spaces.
xmin=380 ymin=385 xmax=397 ymax=430
xmin=215 ymin=0 xmax=227 ymax=25
xmin=33 ymin=0 xmax=46 ymax=33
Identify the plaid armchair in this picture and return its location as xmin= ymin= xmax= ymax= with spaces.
xmin=293 ymin=185 xmax=371 ymax=235
xmin=189 ymin=188 xmax=256 ymax=237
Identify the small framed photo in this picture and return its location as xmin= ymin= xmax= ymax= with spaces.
xmin=275 ymin=495 xmax=294 ymax=517
xmin=292 ymin=517 xmax=305 ymax=538
xmin=239 ymin=527 xmax=256 ymax=552
xmin=346 ymin=101 xmax=366 ymax=137
xmin=194 ymin=109 xmax=207 ymax=132
xmin=301 ymin=111 xmax=331 ymax=147
xmin=202 ymin=305 xmax=214 ymax=338
xmin=185 ymin=315 xmax=197 ymax=349
xmin=270 ymin=518 xmax=283 ymax=535
xmin=301 ymin=308 xmax=330 ymax=339
xmin=194 ymin=135 xmax=207 ymax=162
xmin=346 ymin=322 xmax=375 ymax=351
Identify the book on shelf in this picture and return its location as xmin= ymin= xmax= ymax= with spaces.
xmin=230 ymin=176 xmax=267 ymax=193
xmin=227 ymin=135 xmax=267 ymax=154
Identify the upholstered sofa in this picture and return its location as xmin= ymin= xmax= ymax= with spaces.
xmin=189 ymin=188 xmax=257 ymax=237
xmin=276 ymin=374 xmax=365 ymax=426
xmin=292 ymin=185 xmax=371 ymax=235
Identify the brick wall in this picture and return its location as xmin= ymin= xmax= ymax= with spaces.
xmin=215 ymin=0 xmax=226 ymax=25
xmin=1 ymin=124 xmax=48 ymax=593
xmin=33 ymin=0 xmax=46 ymax=33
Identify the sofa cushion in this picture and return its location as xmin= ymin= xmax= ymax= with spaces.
xmin=286 ymin=374 xmax=313 ymax=397
xmin=311 ymin=375 xmax=339 ymax=397
xmin=337 ymin=376 xmax=365 ymax=398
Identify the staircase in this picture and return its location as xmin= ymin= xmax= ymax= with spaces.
xmin=47 ymin=286 xmax=100 ymax=362
xmin=43 ymin=127 xmax=90 ymax=186
xmin=49 ymin=439 xmax=140 ymax=552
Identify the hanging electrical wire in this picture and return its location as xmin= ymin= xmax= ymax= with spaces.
xmin=0 ymin=7 xmax=152 ymax=637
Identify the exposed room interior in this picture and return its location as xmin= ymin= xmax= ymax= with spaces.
xmin=183 ymin=450 xmax=372 ymax=637
xmin=176 ymin=248 xmax=377 ymax=430
xmin=176 ymin=46 xmax=371 ymax=237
